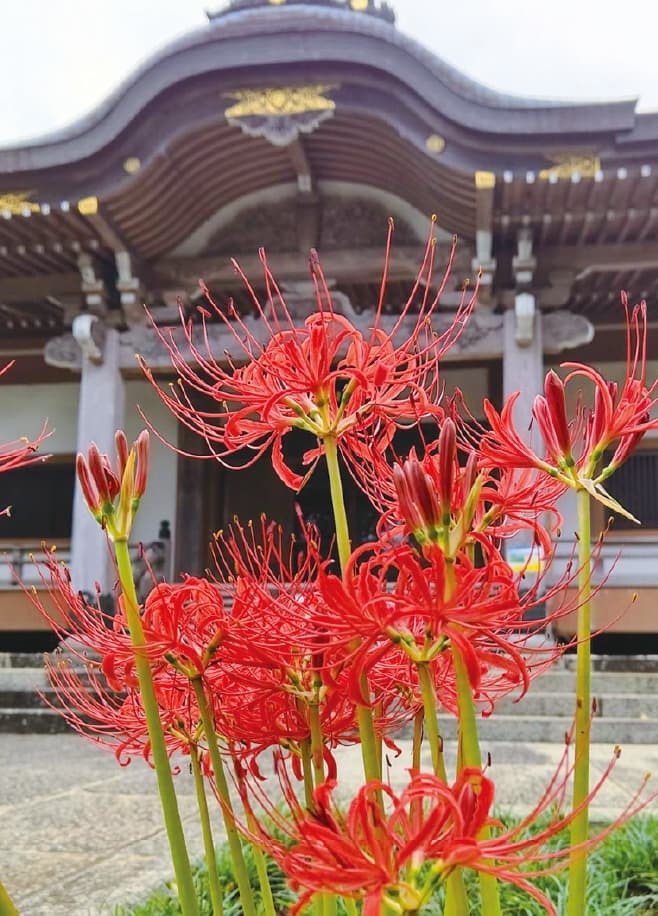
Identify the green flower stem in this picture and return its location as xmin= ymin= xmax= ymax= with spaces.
xmin=567 ymin=488 xmax=593 ymax=916
xmin=416 ymin=661 xmax=470 ymax=916
xmin=114 ymin=539 xmax=199 ymax=916
xmin=416 ymin=662 xmax=448 ymax=783
xmin=0 ymin=880 xmax=19 ymax=916
xmin=451 ymin=647 xmax=481 ymax=769
xmin=300 ymin=737 xmax=316 ymax=808
xmin=452 ymin=647 xmax=502 ymax=916
xmin=322 ymin=434 xmax=351 ymax=572
xmin=323 ymin=434 xmax=381 ymax=785
xmin=323 ymin=893 xmax=338 ymax=916
xmin=412 ymin=709 xmax=423 ymax=772
xmin=309 ymin=695 xmax=326 ymax=789
xmin=343 ymin=898 xmax=359 ymax=916
xmin=191 ymin=678 xmax=260 ymax=916
xmin=190 ymin=744 xmax=224 ymax=916
xmin=355 ymin=699 xmax=382 ymax=784
xmin=244 ymin=808 xmax=278 ymax=916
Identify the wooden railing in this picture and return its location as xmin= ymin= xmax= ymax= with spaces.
xmin=0 ymin=523 xmax=172 ymax=595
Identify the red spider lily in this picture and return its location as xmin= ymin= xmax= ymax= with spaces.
xmin=139 ymin=578 xmax=230 ymax=677
xmin=472 ymin=295 xmax=658 ymax=520
xmin=314 ymin=541 xmax=574 ymax=713
xmin=24 ymin=557 xmax=135 ymax=685
xmin=25 ymin=552 xmax=235 ymax=691
xmin=77 ymin=430 xmax=149 ymax=540
xmin=43 ymin=653 xmax=208 ymax=770
xmin=353 ymin=414 xmax=564 ymax=559
xmin=141 ymin=223 xmax=477 ymax=490
xmin=247 ymin=745 xmax=651 ymax=915
xmin=201 ymin=520 xmax=363 ymax=759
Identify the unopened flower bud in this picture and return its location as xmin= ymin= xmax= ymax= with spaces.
xmin=438 ymin=419 xmax=457 ymax=516
xmin=76 ymin=430 xmax=150 ymax=541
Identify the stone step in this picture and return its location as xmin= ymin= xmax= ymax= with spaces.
xmin=438 ymin=715 xmax=658 ymax=744
xmin=2 ymin=653 xmax=658 ymax=742
xmin=494 ymin=691 xmax=658 ymax=719
xmin=0 ymin=666 xmax=50 ymax=691
xmin=0 ymin=708 xmax=71 ymax=734
xmin=0 ymin=689 xmax=65 ymax=710
xmin=564 ymin=655 xmax=658 ymax=673
xmin=0 ymin=652 xmax=45 ymax=669
xmin=527 ymin=670 xmax=658 ymax=695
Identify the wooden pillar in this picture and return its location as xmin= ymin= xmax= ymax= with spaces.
xmin=173 ymin=425 xmax=213 ymax=578
xmin=502 ymin=295 xmax=544 ymax=435
xmin=70 ymin=328 xmax=124 ymax=593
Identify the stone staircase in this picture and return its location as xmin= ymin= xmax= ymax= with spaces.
xmin=0 ymin=651 xmax=68 ymax=733
xmin=2 ymin=652 xmax=658 ymax=742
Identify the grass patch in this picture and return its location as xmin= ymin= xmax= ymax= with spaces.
xmin=114 ymin=814 xmax=658 ymax=915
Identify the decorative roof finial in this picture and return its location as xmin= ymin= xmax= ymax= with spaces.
xmin=208 ymin=0 xmax=396 ymax=25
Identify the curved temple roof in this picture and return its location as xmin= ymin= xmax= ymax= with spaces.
xmin=1 ymin=0 xmax=658 ymax=348
xmin=0 ymin=1 xmax=650 ymax=190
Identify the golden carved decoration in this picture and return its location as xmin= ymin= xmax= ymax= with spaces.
xmin=269 ymin=0 xmax=287 ymax=4
xmin=224 ymin=85 xmax=337 ymax=118
xmin=350 ymin=0 xmax=369 ymax=9
xmin=77 ymin=196 xmax=99 ymax=215
xmin=0 ymin=191 xmax=40 ymax=215
xmin=425 ymin=134 xmax=446 ymax=154
xmin=475 ymin=170 xmax=496 ymax=190
xmin=123 ymin=157 xmax=141 ymax=174
xmin=538 ymin=153 xmax=601 ymax=181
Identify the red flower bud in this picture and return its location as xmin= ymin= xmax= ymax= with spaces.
xmin=542 ymin=370 xmax=572 ymax=458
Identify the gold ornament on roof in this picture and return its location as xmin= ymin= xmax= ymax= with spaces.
xmin=0 ymin=191 xmax=40 ymax=215
xmin=475 ymin=170 xmax=496 ymax=190
xmin=77 ymin=196 xmax=99 ymax=215
xmin=539 ymin=153 xmax=601 ymax=181
xmin=425 ymin=134 xmax=446 ymax=154
xmin=123 ymin=157 xmax=141 ymax=174
xmin=224 ymin=85 xmax=337 ymax=118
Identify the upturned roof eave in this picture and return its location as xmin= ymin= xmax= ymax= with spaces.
xmin=0 ymin=5 xmax=642 ymax=179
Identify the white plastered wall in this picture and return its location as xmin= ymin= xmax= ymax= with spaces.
xmin=123 ymin=380 xmax=179 ymax=547
xmin=0 ymin=378 xmax=179 ymax=549
xmin=0 ymin=382 xmax=79 ymax=453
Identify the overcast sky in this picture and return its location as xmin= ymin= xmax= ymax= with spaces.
xmin=1 ymin=0 xmax=657 ymax=146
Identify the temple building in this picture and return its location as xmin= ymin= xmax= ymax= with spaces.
xmin=1 ymin=0 xmax=657 ymax=649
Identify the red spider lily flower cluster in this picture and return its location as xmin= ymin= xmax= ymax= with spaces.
xmin=29 ymin=235 xmax=658 ymax=916
xmin=248 ymin=746 xmax=648 ymax=916
xmin=141 ymin=221 xmax=477 ymax=490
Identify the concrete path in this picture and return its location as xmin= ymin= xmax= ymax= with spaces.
xmin=2 ymin=733 xmax=657 ymax=915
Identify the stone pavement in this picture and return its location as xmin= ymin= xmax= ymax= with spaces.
xmin=2 ymin=733 xmax=658 ymax=916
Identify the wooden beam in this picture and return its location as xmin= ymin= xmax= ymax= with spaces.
xmin=287 ymin=138 xmax=313 ymax=190
xmin=154 ymin=246 xmax=448 ymax=286
xmin=84 ymin=207 xmax=127 ymax=253
xmin=540 ymin=241 xmax=658 ymax=274
xmin=0 ymin=272 xmax=80 ymax=302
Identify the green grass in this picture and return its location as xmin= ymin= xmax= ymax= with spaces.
xmin=113 ymin=814 xmax=658 ymax=915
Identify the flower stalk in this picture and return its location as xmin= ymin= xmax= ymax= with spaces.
xmin=114 ymin=538 xmax=199 ymax=916
xmin=190 ymin=743 xmax=224 ymax=916
xmin=323 ymin=432 xmax=381 ymax=785
xmin=191 ymin=677 xmax=259 ymax=916
xmin=567 ymin=487 xmax=594 ymax=915
xmin=0 ymin=881 xmax=19 ymax=916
